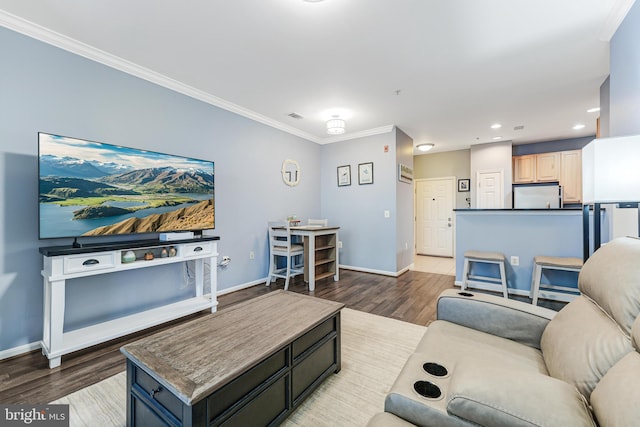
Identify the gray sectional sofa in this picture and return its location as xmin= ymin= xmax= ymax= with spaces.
xmin=368 ymin=236 xmax=640 ymax=427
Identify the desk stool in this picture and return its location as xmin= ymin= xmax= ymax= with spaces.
xmin=530 ymin=256 xmax=582 ymax=305
xmin=461 ymin=251 xmax=509 ymax=298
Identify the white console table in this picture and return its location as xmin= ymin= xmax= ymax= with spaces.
xmin=39 ymin=237 xmax=219 ymax=368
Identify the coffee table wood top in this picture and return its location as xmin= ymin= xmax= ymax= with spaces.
xmin=121 ymin=290 xmax=344 ymax=404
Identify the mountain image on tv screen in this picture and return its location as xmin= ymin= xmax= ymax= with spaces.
xmin=38 ymin=133 xmax=214 ymax=239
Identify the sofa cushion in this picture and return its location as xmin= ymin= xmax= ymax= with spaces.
xmin=578 ymin=237 xmax=640 ymax=335
xmin=447 ymin=363 xmax=596 ymax=427
xmin=541 ymin=296 xmax=632 ymax=398
xmin=416 ymin=320 xmax=548 ymax=375
xmin=590 ymin=352 xmax=640 ymax=427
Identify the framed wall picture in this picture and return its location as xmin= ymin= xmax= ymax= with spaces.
xmin=337 ymin=165 xmax=351 ymax=186
xmin=398 ymin=163 xmax=413 ymax=184
xmin=358 ymin=162 xmax=374 ymax=185
xmin=458 ymin=178 xmax=470 ymax=192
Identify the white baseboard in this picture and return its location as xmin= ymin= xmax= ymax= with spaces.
xmin=0 ymin=341 xmax=41 ymax=361
xmin=216 ymin=278 xmax=267 ymax=296
xmin=340 ymin=264 xmax=409 ymax=277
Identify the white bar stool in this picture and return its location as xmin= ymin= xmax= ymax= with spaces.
xmin=461 ymin=250 xmax=509 ymax=298
xmin=530 ymin=256 xmax=583 ymax=305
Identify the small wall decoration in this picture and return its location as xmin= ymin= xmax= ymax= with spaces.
xmin=398 ymin=163 xmax=413 ymax=184
xmin=358 ymin=162 xmax=374 ymax=185
xmin=337 ymin=165 xmax=351 ymax=186
xmin=458 ymin=179 xmax=470 ymax=192
xmin=281 ymin=159 xmax=300 ymax=187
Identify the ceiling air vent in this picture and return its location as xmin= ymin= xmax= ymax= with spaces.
xmin=514 ymin=125 xmax=525 ymax=131
xmin=288 ymin=112 xmax=304 ymax=120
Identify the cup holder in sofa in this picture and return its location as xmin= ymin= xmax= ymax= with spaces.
xmin=458 ymin=292 xmax=474 ymax=297
xmin=413 ymin=380 xmax=442 ymax=400
xmin=423 ymin=362 xmax=448 ymax=377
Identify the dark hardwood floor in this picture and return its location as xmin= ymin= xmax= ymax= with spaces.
xmin=0 ymin=269 xmax=562 ymax=404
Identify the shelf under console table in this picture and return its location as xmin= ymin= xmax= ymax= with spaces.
xmin=39 ymin=236 xmax=220 ymax=369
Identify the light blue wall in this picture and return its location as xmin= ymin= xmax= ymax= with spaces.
xmin=609 ymin=1 xmax=640 ymax=137
xmin=0 ymin=27 xmax=322 ymax=352
xmin=320 ymin=132 xmax=398 ymax=273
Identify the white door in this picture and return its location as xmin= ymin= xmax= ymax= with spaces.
xmin=477 ymin=170 xmax=504 ymax=209
xmin=416 ymin=178 xmax=455 ymax=257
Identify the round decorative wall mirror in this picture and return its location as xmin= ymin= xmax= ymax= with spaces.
xmin=282 ymin=159 xmax=300 ymax=186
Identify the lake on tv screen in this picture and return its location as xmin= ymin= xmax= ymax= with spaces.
xmin=40 ymin=194 xmax=213 ymax=238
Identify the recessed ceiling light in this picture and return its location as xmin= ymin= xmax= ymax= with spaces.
xmin=490 ymin=123 xmax=502 ymax=129
xmin=573 ymin=124 xmax=586 ymax=130
xmin=492 ymin=136 xmax=503 ymax=140
xmin=417 ymin=143 xmax=434 ymax=152
xmin=587 ymin=107 xmax=600 ymax=113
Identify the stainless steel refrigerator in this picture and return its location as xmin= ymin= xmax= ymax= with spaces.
xmin=513 ymin=184 xmax=562 ymax=209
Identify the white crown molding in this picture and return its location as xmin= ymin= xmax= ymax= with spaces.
xmin=0 ymin=11 xmax=324 ymax=143
xmin=0 ymin=11 xmax=397 ymax=146
xmin=599 ymin=0 xmax=636 ymax=41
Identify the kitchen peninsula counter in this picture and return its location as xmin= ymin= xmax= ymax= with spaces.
xmin=454 ymin=208 xmax=606 ymax=299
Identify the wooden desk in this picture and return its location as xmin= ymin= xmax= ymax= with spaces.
xmin=121 ymin=291 xmax=343 ymax=426
xmin=290 ymin=226 xmax=340 ymax=291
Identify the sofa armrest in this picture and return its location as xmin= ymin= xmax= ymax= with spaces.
xmin=437 ymin=289 xmax=557 ymax=349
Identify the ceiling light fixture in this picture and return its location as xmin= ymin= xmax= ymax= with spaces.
xmin=587 ymin=107 xmax=601 ymax=113
xmin=326 ymin=116 xmax=346 ymax=135
xmin=417 ymin=143 xmax=434 ymax=152
xmin=490 ymin=123 xmax=502 ymax=129
xmin=573 ymin=124 xmax=586 ymax=130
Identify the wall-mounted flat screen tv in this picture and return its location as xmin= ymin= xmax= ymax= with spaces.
xmin=38 ymin=132 xmax=214 ymax=240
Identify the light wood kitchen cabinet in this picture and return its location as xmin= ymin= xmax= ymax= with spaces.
xmin=513 ymin=153 xmax=559 ymax=183
xmin=560 ymin=150 xmax=582 ymax=204
xmin=513 ymin=155 xmax=536 ymax=183
xmin=536 ymin=152 xmax=560 ymax=182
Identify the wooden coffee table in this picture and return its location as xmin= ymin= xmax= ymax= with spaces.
xmin=120 ymin=290 xmax=344 ymax=426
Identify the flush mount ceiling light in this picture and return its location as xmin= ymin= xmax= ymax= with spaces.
xmin=417 ymin=143 xmax=434 ymax=152
xmin=326 ymin=116 xmax=346 ymax=135
xmin=573 ymin=124 xmax=586 ymax=130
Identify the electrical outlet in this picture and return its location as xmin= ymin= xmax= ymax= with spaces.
xmin=384 ymin=210 xmax=390 ymax=218
xmin=338 ymin=241 xmax=343 ymax=249
xmin=510 ymin=256 xmax=519 ymax=266
xmin=249 ymin=251 xmax=255 ymax=260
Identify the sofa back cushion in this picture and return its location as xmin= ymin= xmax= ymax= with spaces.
xmin=589 ymin=316 xmax=640 ymax=427
xmin=540 ymin=237 xmax=640 ymax=399
xmin=579 ymin=236 xmax=640 ymax=334
xmin=541 ymin=296 xmax=632 ymax=398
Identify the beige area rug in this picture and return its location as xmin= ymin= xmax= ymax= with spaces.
xmin=52 ymin=308 xmax=427 ymax=427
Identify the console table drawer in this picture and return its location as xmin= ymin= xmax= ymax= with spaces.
xmin=63 ymin=252 xmax=116 ymax=274
xmin=183 ymin=242 xmax=213 ymax=258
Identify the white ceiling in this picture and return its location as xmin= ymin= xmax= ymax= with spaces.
xmin=0 ymin=0 xmax=635 ymax=153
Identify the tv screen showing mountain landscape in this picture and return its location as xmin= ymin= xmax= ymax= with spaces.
xmin=38 ymin=133 xmax=214 ymax=239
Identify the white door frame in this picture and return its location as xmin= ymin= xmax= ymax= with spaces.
xmin=414 ymin=177 xmax=456 ymax=257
